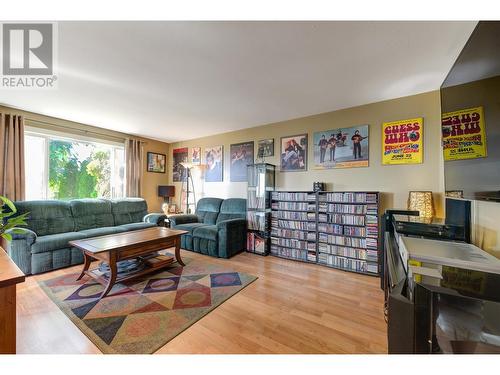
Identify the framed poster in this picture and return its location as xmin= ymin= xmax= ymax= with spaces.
xmin=313 ymin=125 xmax=369 ymax=169
xmin=205 ymin=145 xmax=223 ymax=182
xmin=230 ymin=141 xmax=254 ymax=182
xmin=280 ymin=134 xmax=308 ymax=171
xmin=172 ymin=147 xmax=188 ymax=181
xmin=382 ymin=118 xmax=423 ymax=165
xmin=257 ymin=138 xmax=274 ymax=157
xmin=442 ymin=106 xmax=487 ymax=161
xmin=191 ymin=147 xmax=201 ymax=165
xmin=147 ymin=152 xmax=166 ymax=173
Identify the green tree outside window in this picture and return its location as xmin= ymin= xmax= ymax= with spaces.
xmin=48 ymin=140 xmax=112 ymax=199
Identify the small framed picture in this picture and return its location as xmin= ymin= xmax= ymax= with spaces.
xmin=191 ymin=147 xmax=201 ymax=165
xmin=257 ymin=138 xmax=274 ymax=157
xmin=168 ymin=204 xmax=177 ymax=214
xmin=147 ymin=152 xmax=166 ymax=173
xmin=280 ymin=134 xmax=308 ymax=172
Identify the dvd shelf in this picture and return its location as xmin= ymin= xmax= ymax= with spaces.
xmin=317 ymin=191 xmax=379 ymax=275
xmin=270 ymin=190 xmax=380 ymax=276
xmin=271 ymin=191 xmax=318 ymax=263
xmin=246 ymin=163 xmax=276 ymax=255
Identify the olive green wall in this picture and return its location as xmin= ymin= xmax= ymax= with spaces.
xmin=168 ymin=90 xmax=445 ymax=216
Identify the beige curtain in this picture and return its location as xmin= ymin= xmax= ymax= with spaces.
xmin=0 ymin=113 xmax=25 ymax=201
xmin=125 ymin=138 xmax=143 ymax=197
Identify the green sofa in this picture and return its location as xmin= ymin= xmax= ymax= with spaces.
xmin=6 ymin=198 xmax=164 ymax=275
xmin=170 ymin=197 xmax=247 ymax=258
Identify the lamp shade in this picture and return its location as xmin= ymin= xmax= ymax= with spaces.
xmin=158 ymin=185 xmax=175 ymax=198
xmin=408 ymin=191 xmax=435 ymax=218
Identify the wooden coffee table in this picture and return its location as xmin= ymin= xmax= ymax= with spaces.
xmin=69 ymin=227 xmax=188 ymax=299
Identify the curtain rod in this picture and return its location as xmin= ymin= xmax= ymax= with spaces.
xmin=26 ymin=118 xmax=147 ymax=144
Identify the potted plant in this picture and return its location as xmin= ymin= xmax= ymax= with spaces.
xmin=0 ymin=196 xmax=29 ymax=241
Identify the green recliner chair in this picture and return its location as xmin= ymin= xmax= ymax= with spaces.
xmin=170 ymin=197 xmax=247 ymax=258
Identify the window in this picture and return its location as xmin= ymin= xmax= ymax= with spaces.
xmin=25 ymin=129 xmax=125 ymax=200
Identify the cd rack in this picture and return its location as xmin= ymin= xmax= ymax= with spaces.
xmin=270 ymin=190 xmax=380 ymax=276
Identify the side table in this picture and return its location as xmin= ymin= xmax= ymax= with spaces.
xmin=0 ymin=247 xmax=25 ymax=354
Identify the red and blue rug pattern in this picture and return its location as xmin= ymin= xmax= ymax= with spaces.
xmin=39 ymin=257 xmax=257 ymax=354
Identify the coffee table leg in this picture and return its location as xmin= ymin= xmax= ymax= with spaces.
xmin=76 ymin=252 xmax=91 ymax=281
xmin=100 ymin=254 xmax=117 ymax=299
xmin=175 ymin=237 xmax=185 ymax=266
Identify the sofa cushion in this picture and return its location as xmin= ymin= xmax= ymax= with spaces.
xmin=78 ymin=226 xmax=126 ymax=238
xmin=70 ymin=199 xmax=114 ymax=231
xmin=174 ymin=222 xmax=209 ymax=235
xmin=31 ymin=232 xmax=87 ymax=254
xmin=14 ymin=200 xmax=75 ymax=236
xmin=118 ymin=222 xmax=156 ymax=232
xmin=111 ymin=198 xmax=148 ymax=225
xmin=193 ymin=225 xmax=218 ymax=241
xmin=216 ymin=198 xmax=247 ymax=223
xmin=195 ymin=198 xmax=223 ymax=225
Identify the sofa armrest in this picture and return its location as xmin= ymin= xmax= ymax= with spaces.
xmin=4 ymin=228 xmax=37 ymax=275
xmin=216 ymin=218 xmax=247 ymax=258
xmin=216 ymin=218 xmax=247 ymax=231
xmin=143 ymin=213 xmax=167 ymax=225
xmin=170 ymin=214 xmax=199 ymax=226
xmin=5 ymin=228 xmax=37 ymax=244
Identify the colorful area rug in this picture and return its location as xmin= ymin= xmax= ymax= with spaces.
xmin=39 ymin=257 xmax=257 ymax=354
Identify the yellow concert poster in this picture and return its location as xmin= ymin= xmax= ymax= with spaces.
xmin=442 ymin=106 xmax=487 ymax=161
xmin=382 ymin=118 xmax=423 ymax=165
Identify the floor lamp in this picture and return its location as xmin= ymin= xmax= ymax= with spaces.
xmin=180 ymin=162 xmax=196 ymax=214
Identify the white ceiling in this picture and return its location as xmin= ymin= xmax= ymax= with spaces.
xmin=0 ymin=21 xmax=477 ymax=143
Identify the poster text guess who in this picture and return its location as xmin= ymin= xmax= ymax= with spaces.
xmin=442 ymin=106 xmax=487 ymax=161
xmin=382 ymin=118 xmax=423 ymax=165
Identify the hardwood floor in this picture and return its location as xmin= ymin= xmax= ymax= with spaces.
xmin=16 ymin=250 xmax=387 ymax=354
